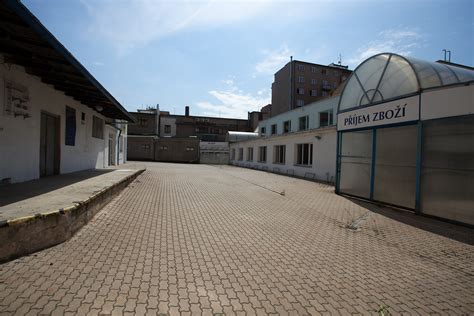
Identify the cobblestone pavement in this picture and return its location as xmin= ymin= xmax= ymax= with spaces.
xmin=0 ymin=162 xmax=473 ymax=315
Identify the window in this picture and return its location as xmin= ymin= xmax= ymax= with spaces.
xmin=65 ymin=106 xmax=76 ymax=146
xmin=81 ymin=112 xmax=86 ymax=124
xmin=258 ymin=146 xmax=267 ymax=162
xmin=247 ymin=147 xmax=254 ymax=161
xmin=322 ymin=80 xmax=329 ymax=86
xmin=310 ymin=89 xmax=317 ymax=97
xmin=334 ymin=70 xmax=339 ymax=76
xmin=296 ymin=143 xmax=313 ymax=166
xmin=297 ymin=64 xmax=305 ymax=71
xmin=299 ymin=116 xmax=309 ymax=131
xmin=238 ymin=148 xmax=244 ymax=161
xmin=297 ymin=88 xmax=304 ymax=95
xmin=138 ymin=118 xmax=147 ymax=126
xmin=296 ymin=99 xmax=304 ymax=107
xmin=322 ymin=91 xmax=328 ymax=97
xmin=283 ymin=120 xmax=291 ymax=133
xmin=322 ymin=68 xmax=327 ymax=75
xmin=297 ymin=76 xmax=305 ymax=83
xmin=92 ymin=116 xmax=104 ymax=139
xmin=311 ymin=66 xmax=317 ymax=73
xmin=271 ymin=124 xmax=277 ymax=135
xmin=319 ymin=109 xmax=334 ymax=127
xmin=311 ymin=78 xmax=317 ymax=85
xmin=260 ymin=126 xmax=266 ymax=135
xmin=164 ymin=125 xmax=171 ymax=134
xmin=333 ymin=82 xmax=338 ymax=89
xmin=231 ymin=148 xmax=236 ymax=160
xmin=273 ymin=145 xmax=286 ymax=164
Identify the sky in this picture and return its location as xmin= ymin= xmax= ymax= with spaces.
xmin=23 ymin=0 xmax=473 ymax=118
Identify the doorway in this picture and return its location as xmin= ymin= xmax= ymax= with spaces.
xmin=108 ymin=134 xmax=115 ymax=166
xmin=40 ymin=112 xmax=60 ymax=177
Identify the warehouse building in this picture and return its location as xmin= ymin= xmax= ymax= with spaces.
xmin=229 ymin=96 xmax=339 ymax=183
xmin=0 ymin=0 xmax=134 ymax=183
xmin=336 ymin=53 xmax=474 ymax=225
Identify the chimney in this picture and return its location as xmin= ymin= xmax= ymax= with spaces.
xmin=185 ymin=106 xmax=190 ymax=117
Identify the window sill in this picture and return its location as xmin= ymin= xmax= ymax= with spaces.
xmin=273 ymin=162 xmax=285 ymax=165
xmin=294 ymin=164 xmax=313 ymax=168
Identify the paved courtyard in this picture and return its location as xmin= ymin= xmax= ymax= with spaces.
xmin=0 ymin=162 xmax=473 ymax=315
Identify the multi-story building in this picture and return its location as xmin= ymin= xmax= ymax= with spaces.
xmin=229 ymin=96 xmax=339 ymax=183
xmin=271 ymin=59 xmax=352 ymax=117
xmin=127 ymin=106 xmax=252 ymax=163
xmin=160 ymin=106 xmax=251 ymax=141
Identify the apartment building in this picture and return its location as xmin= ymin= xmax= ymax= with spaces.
xmin=271 ymin=59 xmax=352 ymax=117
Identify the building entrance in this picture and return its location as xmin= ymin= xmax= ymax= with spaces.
xmin=39 ymin=112 xmax=60 ymax=177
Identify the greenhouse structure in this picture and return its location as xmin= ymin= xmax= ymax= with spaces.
xmin=336 ymin=53 xmax=474 ymax=226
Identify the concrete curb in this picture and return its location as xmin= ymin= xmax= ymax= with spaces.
xmin=0 ymin=169 xmax=145 ymax=263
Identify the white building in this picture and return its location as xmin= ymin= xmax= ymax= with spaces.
xmin=229 ymin=96 xmax=339 ymax=183
xmin=336 ymin=53 xmax=474 ymax=226
xmin=0 ymin=1 xmax=134 ymax=184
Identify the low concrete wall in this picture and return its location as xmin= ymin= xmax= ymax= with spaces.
xmin=0 ymin=169 xmax=145 ymax=263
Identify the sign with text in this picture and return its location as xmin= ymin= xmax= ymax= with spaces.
xmin=337 ymin=96 xmax=419 ymax=131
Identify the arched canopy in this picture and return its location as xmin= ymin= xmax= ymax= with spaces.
xmin=339 ymin=53 xmax=474 ymax=112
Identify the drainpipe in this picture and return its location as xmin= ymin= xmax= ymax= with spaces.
xmin=289 ymin=56 xmax=293 ymax=112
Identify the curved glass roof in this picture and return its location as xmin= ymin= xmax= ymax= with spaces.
xmin=339 ymin=53 xmax=474 ymax=111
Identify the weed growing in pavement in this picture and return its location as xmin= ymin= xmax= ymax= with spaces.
xmin=377 ymin=304 xmax=391 ymax=315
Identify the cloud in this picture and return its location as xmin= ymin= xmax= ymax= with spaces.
xmin=81 ymin=0 xmax=273 ymax=56
xmin=92 ymin=61 xmax=105 ymax=66
xmin=347 ymin=28 xmax=422 ymax=66
xmin=255 ymin=44 xmax=294 ymax=75
xmin=196 ymin=81 xmax=270 ymax=119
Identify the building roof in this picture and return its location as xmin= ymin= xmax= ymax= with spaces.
xmin=0 ymin=0 xmax=135 ymax=122
xmin=339 ymin=52 xmax=474 ymax=112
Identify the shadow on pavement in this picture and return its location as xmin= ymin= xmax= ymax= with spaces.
xmin=0 ymin=169 xmax=114 ymax=207
xmin=347 ymin=197 xmax=474 ymax=245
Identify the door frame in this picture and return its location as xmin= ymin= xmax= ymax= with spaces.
xmin=39 ymin=111 xmax=61 ymax=177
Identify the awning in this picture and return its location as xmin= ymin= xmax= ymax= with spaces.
xmin=0 ymin=0 xmax=135 ymax=122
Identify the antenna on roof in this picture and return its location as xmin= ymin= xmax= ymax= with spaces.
xmin=338 ymin=54 xmax=342 ymax=66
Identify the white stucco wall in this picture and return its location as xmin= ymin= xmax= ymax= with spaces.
xmin=258 ymin=96 xmax=339 ymax=136
xmin=0 ymin=59 xmax=116 ymax=183
xmin=421 ymin=83 xmax=474 ymax=120
xmin=229 ymin=127 xmax=337 ymax=183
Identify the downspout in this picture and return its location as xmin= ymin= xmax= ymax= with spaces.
xmin=289 ymin=56 xmax=293 ymax=112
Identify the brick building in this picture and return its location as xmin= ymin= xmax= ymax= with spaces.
xmin=127 ymin=106 xmax=252 ymax=162
xmin=271 ymin=59 xmax=352 ymax=117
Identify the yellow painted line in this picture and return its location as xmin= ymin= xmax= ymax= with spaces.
xmin=8 ymin=215 xmax=36 ymax=226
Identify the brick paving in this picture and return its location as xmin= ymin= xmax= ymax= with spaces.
xmin=0 ymin=162 xmax=473 ymax=315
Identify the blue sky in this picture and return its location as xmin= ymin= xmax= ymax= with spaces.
xmin=24 ymin=0 xmax=473 ymax=118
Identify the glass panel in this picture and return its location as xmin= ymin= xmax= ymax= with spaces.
xmin=430 ymin=62 xmax=458 ymax=85
xmin=339 ymin=74 xmax=366 ymax=111
xmin=377 ymin=55 xmax=418 ymax=100
xmin=421 ymin=116 xmax=474 ymax=225
xmin=339 ymin=130 xmax=373 ymax=198
xmin=355 ymin=54 xmax=390 ymax=100
xmin=448 ymin=65 xmax=474 ymax=82
xmin=373 ymin=125 xmax=417 ymax=208
xmin=409 ymin=57 xmax=441 ymax=89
